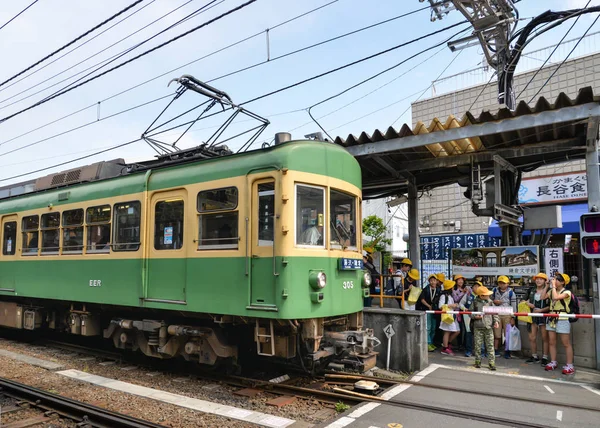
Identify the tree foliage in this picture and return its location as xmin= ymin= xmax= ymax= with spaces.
xmin=362 ymin=215 xmax=392 ymax=252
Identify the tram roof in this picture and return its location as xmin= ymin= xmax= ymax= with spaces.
xmin=334 ymin=86 xmax=599 ymax=199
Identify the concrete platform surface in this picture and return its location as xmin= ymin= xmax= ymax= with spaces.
xmin=320 ymin=362 xmax=600 ymax=428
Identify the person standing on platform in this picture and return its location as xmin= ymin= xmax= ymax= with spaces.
xmin=492 ymin=275 xmax=517 ymax=358
xmin=472 ymin=286 xmax=500 ymax=371
xmin=524 ymin=273 xmax=550 ymax=365
xmin=439 ymin=279 xmax=460 ymax=356
xmin=543 ymin=273 xmax=575 ymax=375
xmin=363 ymin=254 xmax=379 ymax=307
xmin=459 ymin=280 xmax=480 ymax=357
xmin=400 ymin=268 xmax=420 ymax=310
xmin=452 ymin=275 xmax=469 ymax=351
xmin=417 ymin=273 xmax=442 ymax=352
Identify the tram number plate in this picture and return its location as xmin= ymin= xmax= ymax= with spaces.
xmin=342 ymin=281 xmax=354 ymax=289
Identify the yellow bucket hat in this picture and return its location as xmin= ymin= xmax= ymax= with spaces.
xmin=476 ymin=286 xmax=493 ymax=296
xmin=407 ymin=268 xmax=420 ymax=280
xmin=443 ymin=280 xmax=455 ymax=290
xmin=436 ymin=273 xmax=446 ymax=283
xmin=555 ymin=273 xmax=570 ymax=285
xmin=533 ymin=272 xmax=548 ymax=281
xmin=401 ymin=258 xmax=413 ymax=266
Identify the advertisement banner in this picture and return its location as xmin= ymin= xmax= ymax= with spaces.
xmin=519 ymin=172 xmax=587 ymax=205
xmin=452 ymin=245 xmax=539 ymax=277
xmin=421 ymin=233 xmax=500 ymax=261
xmin=544 ymin=248 xmax=564 ymax=278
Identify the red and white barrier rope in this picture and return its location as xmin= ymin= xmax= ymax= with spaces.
xmin=424 ymin=310 xmax=600 ymax=319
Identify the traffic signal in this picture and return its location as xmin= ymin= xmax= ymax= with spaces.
xmin=580 ymin=213 xmax=600 ymax=258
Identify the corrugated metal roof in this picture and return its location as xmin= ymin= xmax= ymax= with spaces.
xmin=335 ymin=87 xmax=598 ymax=198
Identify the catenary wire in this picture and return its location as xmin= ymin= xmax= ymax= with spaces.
xmin=0 ymin=2 xmax=432 ymax=148
xmin=0 ymin=0 xmax=223 ymax=109
xmin=0 ymin=0 xmax=426 ymax=109
xmin=0 ymin=0 xmax=40 ymax=32
xmin=240 ymin=20 xmax=469 ymax=107
xmin=0 ymin=0 xmax=258 ymax=125
xmin=0 ymin=0 xmax=143 ymax=89
xmin=528 ymin=13 xmax=600 ymax=104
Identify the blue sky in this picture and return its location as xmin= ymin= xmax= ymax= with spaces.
xmin=0 ymin=0 xmax=595 ymax=185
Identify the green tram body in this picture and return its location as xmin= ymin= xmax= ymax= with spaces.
xmin=0 ymin=140 xmax=376 ymax=369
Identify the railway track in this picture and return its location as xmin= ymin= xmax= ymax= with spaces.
xmin=0 ymin=376 xmax=165 ymax=428
xmin=4 ymin=333 xmax=600 ymax=428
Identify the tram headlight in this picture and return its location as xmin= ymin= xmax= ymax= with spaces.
xmin=362 ymin=271 xmax=372 ymax=288
xmin=309 ymin=271 xmax=327 ymax=290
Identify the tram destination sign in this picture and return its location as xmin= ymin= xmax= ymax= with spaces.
xmin=338 ymin=258 xmax=364 ymax=270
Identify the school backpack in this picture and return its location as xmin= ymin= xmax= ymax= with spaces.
xmin=567 ymin=293 xmax=581 ymax=323
xmin=492 ymin=287 xmax=515 ymax=302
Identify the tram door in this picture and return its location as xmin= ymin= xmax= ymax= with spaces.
xmin=249 ymin=178 xmax=277 ymax=309
xmin=0 ymin=215 xmax=18 ymax=292
xmin=145 ymin=190 xmax=187 ymax=304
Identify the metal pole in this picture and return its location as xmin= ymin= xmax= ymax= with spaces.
xmin=585 ymin=117 xmax=600 ymax=370
xmin=386 ymin=336 xmax=391 ymax=370
xmin=407 ymin=174 xmax=421 ymax=270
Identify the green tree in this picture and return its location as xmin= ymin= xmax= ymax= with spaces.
xmin=362 ymin=215 xmax=392 ymax=252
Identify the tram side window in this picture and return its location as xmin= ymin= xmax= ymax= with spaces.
xmin=2 ymin=221 xmax=16 ymax=256
xmin=41 ymin=212 xmax=60 ymax=254
xmin=22 ymin=215 xmax=39 ymax=255
xmin=296 ymin=184 xmax=325 ymax=247
xmin=113 ymin=202 xmax=141 ymax=251
xmin=197 ymin=187 xmax=238 ymax=250
xmin=154 ymin=200 xmax=184 ymax=250
xmin=330 ymin=189 xmax=357 ymax=249
xmin=86 ymin=205 xmax=111 ymax=253
xmin=62 ymin=209 xmax=84 ymax=254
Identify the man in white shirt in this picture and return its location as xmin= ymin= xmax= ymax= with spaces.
xmin=301 ymin=224 xmax=322 ymax=245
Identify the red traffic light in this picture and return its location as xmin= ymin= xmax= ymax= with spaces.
xmin=583 ymin=237 xmax=600 ymax=255
xmin=581 ymin=214 xmax=600 ymax=233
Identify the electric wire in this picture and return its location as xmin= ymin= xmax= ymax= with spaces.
xmin=0 ymin=0 xmax=222 ymax=109
xmin=0 ymin=0 xmax=143 ymax=89
xmin=516 ymin=0 xmax=591 ymax=100
xmin=240 ymin=20 xmax=469 ymax=107
xmin=527 ymin=13 xmax=600 ymax=104
xmin=0 ymin=2 xmax=435 ymax=149
xmin=0 ymin=0 xmax=158 ymax=95
xmin=306 ymin=25 xmax=470 ymax=140
xmin=0 ymin=0 xmax=39 ymax=32
xmin=0 ymin=0 xmax=258 ymax=125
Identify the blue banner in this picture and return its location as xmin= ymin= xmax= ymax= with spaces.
xmin=420 ymin=233 xmax=500 ymax=260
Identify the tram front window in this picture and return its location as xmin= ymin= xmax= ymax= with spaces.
xmin=296 ymin=184 xmax=325 ymax=247
xmin=330 ymin=189 xmax=357 ymax=249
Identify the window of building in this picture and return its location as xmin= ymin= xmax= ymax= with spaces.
xmin=330 ymin=189 xmax=357 ymax=249
xmin=22 ymin=215 xmax=39 ymax=255
xmin=86 ymin=205 xmax=111 ymax=253
xmin=113 ymin=202 xmax=141 ymax=251
xmin=2 ymin=221 xmax=16 ymax=256
xmin=41 ymin=212 xmax=60 ymax=254
xmin=296 ymin=184 xmax=325 ymax=247
xmin=198 ymin=187 xmax=238 ymax=250
xmin=154 ymin=200 xmax=184 ymax=250
xmin=258 ymin=182 xmax=275 ymax=246
xmin=62 ymin=209 xmax=84 ymax=253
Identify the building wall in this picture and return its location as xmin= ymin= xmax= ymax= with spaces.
xmin=362 ymin=199 xmax=408 ymax=257
xmin=412 ymin=53 xmax=600 ymax=235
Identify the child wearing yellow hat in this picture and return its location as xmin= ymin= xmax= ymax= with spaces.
xmin=472 ymin=286 xmax=500 ymax=370
xmin=439 ymin=280 xmax=460 ymax=356
xmin=523 ymin=273 xmax=550 ymax=365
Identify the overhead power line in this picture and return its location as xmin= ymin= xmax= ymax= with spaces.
xmin=0 ymin=0 xmax=221 ymax=109
xmin=0 ymin=0 xmax=258 ymax=125
xmin=0 ymin=0 xmax=144 ymax=89
xmin=0 ymin=0 xmax=40 ymax=32
xmin=0 ymin=1 xmax=427 ymax=149
xmin=528 ymin=13 xmax=600 ymax=104
xmin=0 ymin=0 xmax=158 ymax=95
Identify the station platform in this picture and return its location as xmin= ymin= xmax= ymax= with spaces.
xmin=319 ymin=353 xmax=600 ymax=428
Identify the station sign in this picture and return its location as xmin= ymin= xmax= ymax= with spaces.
xmin=338 ymin=258 xmax=364 ymax=270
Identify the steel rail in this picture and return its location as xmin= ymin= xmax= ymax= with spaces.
xmin=0 ymin=377 xmax=165 ymax=428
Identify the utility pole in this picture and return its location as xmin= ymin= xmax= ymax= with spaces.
xmin=422 ymin=0 xmax=517 ymax=108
